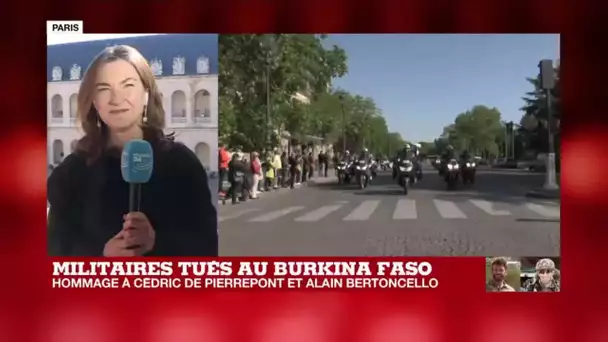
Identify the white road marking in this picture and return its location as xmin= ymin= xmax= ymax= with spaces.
xmin=433 ymin=199 xmax=467 ymax=219
xmin=249 ymin=206 xmax=305 ymax=222
xmin=219 ymin=208 xmax=260 ymax=222
xmin=295 ymin=205 xmax=343 ymax=222
xmin=526 ymin=203 xmax=560 ymax=219
xmin=343 ymin=200 xmax=380 ymax=221
xmin=392 ymin=199 xmax=417 ymax=219
xmin=469 ymin=199 xmax=511 ymax=216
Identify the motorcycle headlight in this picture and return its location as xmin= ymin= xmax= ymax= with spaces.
xmin=447 ymin=164 xmax=453 ymax=170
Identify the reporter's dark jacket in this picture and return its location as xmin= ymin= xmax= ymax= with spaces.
xmin=47 ymin=141 xmax=218 ymax=257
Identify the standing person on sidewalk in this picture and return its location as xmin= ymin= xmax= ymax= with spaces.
xmin=250 ymin=152 xmax=262 ymax=199
xmin=318 ymin=151 xmax=323 ymax=177
xmin=218 ymin=143 xmax=230 ymax=197
xmin=301 ymin=150 xmax=309 ymax=183
xmin=318 ymin=150 xmax=328 ymax=177
xmin=258 ymin=148 xmax=267 ymax=193
xmin=307 ymin=152 xmax=314 ymax=180
xmin=272 ymin=149 xmax=282 ymax=190
xmin=228 ymin=153 xmax=248 ymax=204
xmin=264 ymin=151 xmax=276 ymax=191
xmin=280 ymin=151 xmax=288 ymax=187
xmin=288 ymin=151 xmax=296 ymax=188
xmin=294 ymin=152 xmax=303 ymax=186
xmin=323 ymin=150 xmax=329 ymax=177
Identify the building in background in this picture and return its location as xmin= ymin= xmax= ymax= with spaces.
xmin=47 ymin=34 xmax=218 ymax=176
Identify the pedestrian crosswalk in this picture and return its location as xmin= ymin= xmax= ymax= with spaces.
xmin=219 ymin=198 xmax=561 ymax=223
xmin=392 ymin=199 xmax=417 ymax=220
xmin=343 ymin=200 xmax=380 ymax=221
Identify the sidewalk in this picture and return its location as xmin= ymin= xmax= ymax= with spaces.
xmin=217 ymin=174 xmax=339 ymax=205
xmin=218 ymin=182 xmax=300 ymax=205
xmin=524 ymin=174 xmax=561 ymax=200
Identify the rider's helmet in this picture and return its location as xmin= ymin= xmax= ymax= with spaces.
xmin=447 ymin=145 xmax=454 ymax=150
xmin=345 ymin=150 xmax=350 ymax=155
xmin=404 ymin=143 xmax=411 ymax=150
xmin=363 ymin=148 xmax=368 ymax=153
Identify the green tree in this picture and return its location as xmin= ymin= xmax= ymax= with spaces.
xmin=440 ymin=106 xmax=503 ymax=157
xmin=219 ymin=34 xmax=348 ymax=150
xmin=386 ymin=133 xmax=406 ymax=156
xmin=418 ymin=141 xmax=438 ymax=156
xmin=520 ymin=64 xmax=560 ymax=155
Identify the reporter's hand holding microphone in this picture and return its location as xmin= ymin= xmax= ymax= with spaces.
xmin=104 ymin=139 xmax=156 ymax=257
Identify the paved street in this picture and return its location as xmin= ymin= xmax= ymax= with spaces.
xmin=219 ymin=166 xmax=560 ymax=256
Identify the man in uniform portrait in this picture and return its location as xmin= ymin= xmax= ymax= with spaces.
xmin=486 ymin=257 xmax=516 ymax=292
xmin=521 ymin=258 xmax=560 ymax=292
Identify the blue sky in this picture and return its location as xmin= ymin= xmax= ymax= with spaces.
xmin=326 ymin=34 xmax=560 ymax=143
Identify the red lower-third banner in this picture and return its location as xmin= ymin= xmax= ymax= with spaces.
xmin=3 ymin=257 xmax=584 ymax=342
xmin=50 ymin=258 xmax=460 ymax=291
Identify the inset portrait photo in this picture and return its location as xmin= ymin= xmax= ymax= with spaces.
xmin=486 ymin=257 xmax=521 ymax=292
xmin=519 ymin=257 xmax=560 ymax=292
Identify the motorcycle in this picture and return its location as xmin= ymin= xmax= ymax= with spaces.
xmin=444 ymin=159 xmax=460 ymax=190
xmin=392 ymin=159 xmax=398 ymax=179
xmin=370 ymin=160 xmax=378 ymax=178
xmin=336 ymin=161 xmax=350 ymax=184
xmin=397 ymin=159 xmax=415 ymax=194
xmin=461 ymin=159 xmax=476 ymax=184
xmin=414 ymin=160 xmax=423 ymax=180
xmin=355 ymin=159 xmax=371 ymax=189
xmin=435 ymin=159 xmax=444 ymax=176
xmin=381 ymin=160 xmax=391 ymax=172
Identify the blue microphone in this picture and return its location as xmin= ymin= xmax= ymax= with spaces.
xmin=121 ymin=139 xmax=154 ymax=212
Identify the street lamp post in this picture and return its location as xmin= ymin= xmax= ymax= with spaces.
xmin=538 ymin=59 xmax=559 ymax=190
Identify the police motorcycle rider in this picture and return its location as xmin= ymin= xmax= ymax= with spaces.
xmin=336 ymin=149 xmax=354 ymax=184
xmin=354 ymin=147 xmax=373 ymax=188
xmin=459 ymin=149 xmax=476 ymax=184
xmin=394 ymin=144 xmax=415 ymax=175
xmin=368 ymin=153 xmax=379 ymax=178
xmin=441 ymin=145 xmax=461 ymax=188
xmin=438 ymin=145 xmax=456 ymax=176
xmin=394 ymin=143 xmax=419 ymax=186
xmin=410 ymin=144 xmax=423 ymax=180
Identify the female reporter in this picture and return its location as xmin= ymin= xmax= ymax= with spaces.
xmin=47 ymin=45 xmax=218 ymax=257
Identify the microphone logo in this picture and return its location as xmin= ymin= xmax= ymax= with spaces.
xmin=132 ymin=153 xmax=152 ymax=172
xmin=121 ymin=139 xmax=154 ymax=184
